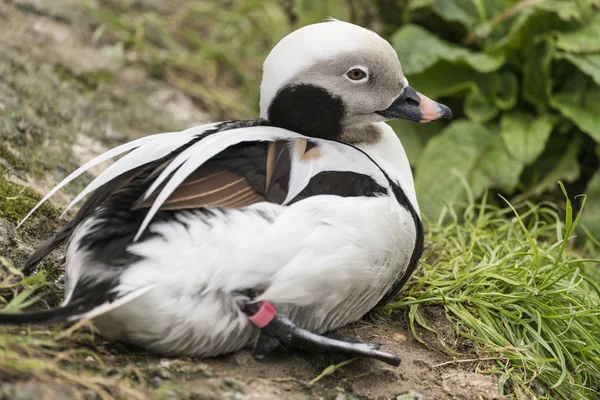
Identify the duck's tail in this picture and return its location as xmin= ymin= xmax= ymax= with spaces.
xmin=0 ymin=285 xmax=155 ymax=325
xmin=0 ymin=301 xmax=88 ymax=324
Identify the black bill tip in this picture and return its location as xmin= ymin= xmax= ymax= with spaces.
xmin=438 ymin=103 xmax=452 ymax=120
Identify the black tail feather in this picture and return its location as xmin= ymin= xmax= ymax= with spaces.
xmin=23 ymin=226 xmax=72 ymax=275
xmin=0 ymin=300 xmax=87 ymax=325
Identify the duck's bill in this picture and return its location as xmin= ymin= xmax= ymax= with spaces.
xmin=376 ymin=86 xmax=452 ymax=123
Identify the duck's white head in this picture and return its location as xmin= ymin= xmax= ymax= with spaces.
xmin=259 ymin=19 xmax=451 ymax=144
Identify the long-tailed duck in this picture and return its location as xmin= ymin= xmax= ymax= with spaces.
xmin=2 ymin=19 xmax=451 ymax=366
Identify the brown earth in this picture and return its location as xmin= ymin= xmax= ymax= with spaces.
xmin=0 ymin=1 xmax=504 ymax=399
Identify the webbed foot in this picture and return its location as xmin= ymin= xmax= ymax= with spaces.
xmin=244 ymin=301 xmax=400 ymax=366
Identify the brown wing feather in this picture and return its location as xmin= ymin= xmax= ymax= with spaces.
xmin=137 ymin=143 xmax=282 ymax=211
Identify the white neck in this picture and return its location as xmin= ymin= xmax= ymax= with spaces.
xmin=354 ymin=122 xmax=420 ymax=215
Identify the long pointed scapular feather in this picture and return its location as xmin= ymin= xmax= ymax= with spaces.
xmin=17 ymin=132 xmax=176 ymax=227
xmin=61 ymin=123 xmax=219 ymax=216
xmin=135 ymin=126 xmax=301 ymax=240
xmin=283 ymin=149 xmax=315 ymax=205
xmin=18 ymin=123 xmax=220 ymax=227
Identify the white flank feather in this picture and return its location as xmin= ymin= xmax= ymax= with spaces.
xmin=17 ymin=132 xmax=176 ymax=227
xmin=135 ymin=126 xmax=302 ymax=240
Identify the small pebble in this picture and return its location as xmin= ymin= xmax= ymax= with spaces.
xmin=158 ymin=369 xmax=171 ymax=379
xmin=393 ymin=333 xmax=407 ymax=343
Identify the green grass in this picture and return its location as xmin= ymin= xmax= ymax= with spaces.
xmin=381 ymin=185 xmax=600 ymax=399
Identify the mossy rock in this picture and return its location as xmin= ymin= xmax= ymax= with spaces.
xmin=0 ymin=177 xmax=58 ymax=224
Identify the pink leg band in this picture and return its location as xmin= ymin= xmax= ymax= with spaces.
xmin=248 ymin=301 xmax=276 ymax=328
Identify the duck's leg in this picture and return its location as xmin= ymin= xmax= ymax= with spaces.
xmin=243 ymin=301 xmax=401 ymax=366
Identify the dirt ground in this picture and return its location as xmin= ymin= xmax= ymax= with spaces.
xmin=0 ymin=1 xmax=504 ymax=398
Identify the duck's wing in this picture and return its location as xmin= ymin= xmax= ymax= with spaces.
xmin=133 ymin=140 xmax=291 ymax=211
xmin=130 ymin=126 xmax=390 ymax=240
xmin=22 ymin=120 xmax=390 ymax=272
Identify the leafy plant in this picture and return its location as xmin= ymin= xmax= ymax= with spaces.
xmin=378 ymin=0 xmax=600 ymax=239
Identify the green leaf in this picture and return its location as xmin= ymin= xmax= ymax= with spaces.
xmin=391 ymin=24 xmax=505 ymax=75
xmin=415 ymin=121 xmax=523 ymax=218
xmin=557 ymin=52 xmax=600 ymax=86
xmin=487 ymin=9 xmax=566 ymax=53
xmin=464 ymin=71 xmax=518 ymax=123
xmin=473 ymin=133 xmax=524 ymax=194
xmin=579 ymin=171 xmax=600 ymax=240
xmin=407 ymin=62 xmax=479 ymax=98
xmin=514 ymin=137 xmax=581 ymax=202
xmin=500 ymin=112 xmax=554 ymax=165
xmin=555 ymin=13 xmax=600 ymax=53
xmin=388 ymin=119 xmax=440 ymax=167
xmin=538 ymin=0 xmax=600 ymax=21
xmin=550 ymin=84 xmax=600 ymax=142
xmin=431 ymin=0 xmax=482 ymax=30
xmin=431 ymin=0 xmax=508 ymax=31
xmin=523 ymin=39 xmax=555 ymax=112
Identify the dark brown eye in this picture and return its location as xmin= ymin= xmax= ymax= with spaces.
xmin=346 ymin=68 xmax=367 ymax=81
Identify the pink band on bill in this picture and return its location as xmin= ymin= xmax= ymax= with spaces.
xmin=248 ymin=301 xmax=276 ymax=328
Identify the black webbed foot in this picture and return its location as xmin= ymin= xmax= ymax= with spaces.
xmin=243 ymin=301 xmax=400 ymax=366
xmin=264 ymin=314 xmax=401 ymax=366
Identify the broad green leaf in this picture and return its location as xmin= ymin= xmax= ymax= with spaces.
xmin=555 ymin=13 xmax=600 ymax=53
xmin=557 ymin=52 xmax=600 ymax=86
xmin=473 ymin=134 xmax=524 ymax=194
xmin=464 ymin=89 xmax=498 ymax=123
xmin=538 ymin=0 xmax=600 ymax=21
xmin=431 ymin=0 xmax=482 ymax=30
xmin=579 ymin=171 xmax=600 ymax=240
xmin=486 ymin=9 xmax=534 ymax=51
xmin=523 ymin=39 xmax=555 ymax=112
xmin=515 ymin=138 xmax=581 ymax=202
xmin=487 ymin=9 xmax=565 ymax=53
xmin=550 ymin=85 xmax=600 ymax=142
xmin=407 ymin=62 xmax=479 ymax=99
xmin=415 ymin=121 xmax=523 ymax=218
xmin=391 ymin=24 xmax=505 ymax=75
xmin=500 ymin=112 xmax=554 ymax=165
xmin=431 ymin=0 xmax=509 ymax=31
xmin=389 ymin=119 xmax=440 ymax=167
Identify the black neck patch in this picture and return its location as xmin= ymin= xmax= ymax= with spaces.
xmin=267 ymin=84 xmax=345 ymax=140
